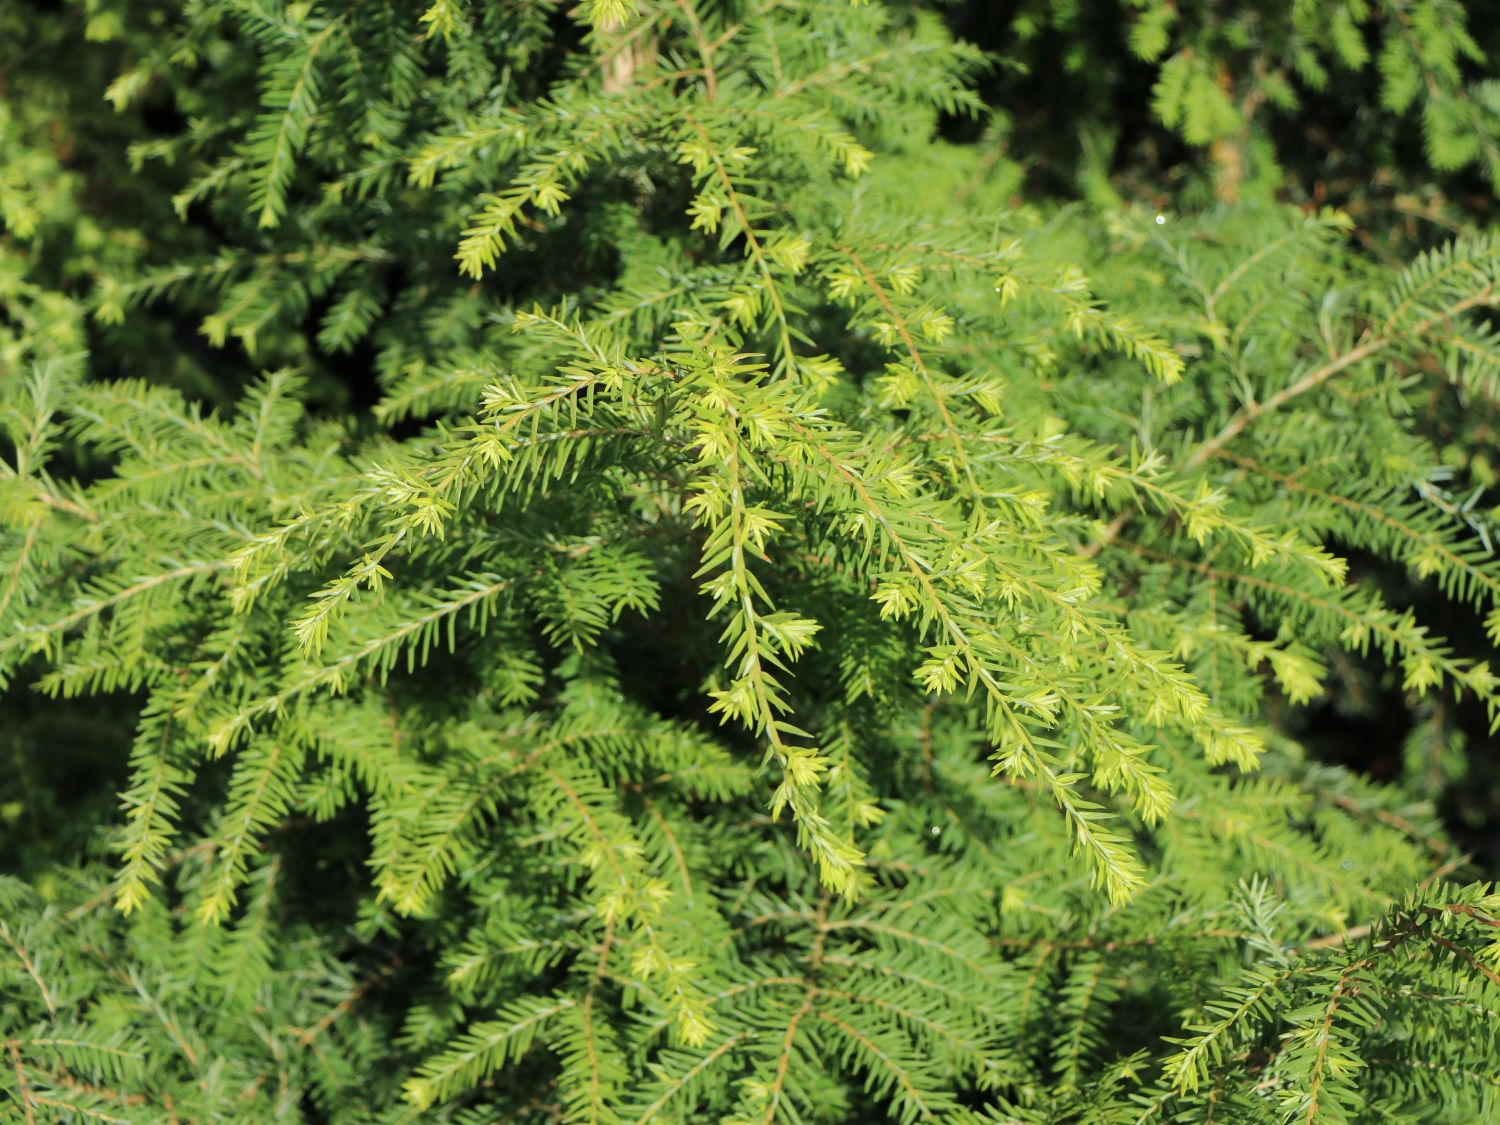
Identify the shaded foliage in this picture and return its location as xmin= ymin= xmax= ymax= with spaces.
xmin=2 ymin=2 xmax=1499 ymax=1122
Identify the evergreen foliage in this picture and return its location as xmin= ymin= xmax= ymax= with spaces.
xmin=959 ymin=0 xmax=1500 ymax=219
xmin=2 ymin=1 xmax=1500 ymax=1122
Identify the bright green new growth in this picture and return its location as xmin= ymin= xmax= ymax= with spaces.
xmin=2 ymin=1 xmax=1500 ymax=1122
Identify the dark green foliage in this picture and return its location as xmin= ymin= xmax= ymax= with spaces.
xmin=954 ymin=0 xmax=1500 ymax=221
xmin=2 ymin=1 xmax=1499 ymax=1122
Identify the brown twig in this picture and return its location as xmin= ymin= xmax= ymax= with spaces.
xmin=5 ymin=1040 xmax=37 ymax=1125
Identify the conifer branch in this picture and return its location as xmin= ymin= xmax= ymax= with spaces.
xmin=5 ymin=1040 xmax=38 ymax=1125
xmin=6 ymin=3 xmax=1500 ymax=1120
xmin=1190 ymin=287 xmax=1497 ymax=469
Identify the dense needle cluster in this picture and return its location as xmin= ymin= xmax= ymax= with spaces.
xmin=2 ymin=1 xmax=1499 ymax=1122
